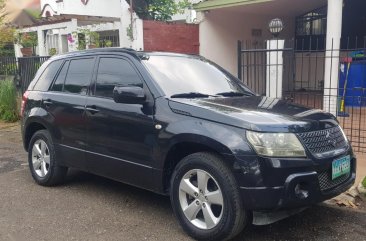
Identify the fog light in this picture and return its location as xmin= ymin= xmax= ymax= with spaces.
xmin=294 ymin=184 xmax=309 ymax=199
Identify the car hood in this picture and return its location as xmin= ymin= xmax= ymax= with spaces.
xmin=168 ymin=96 xmax=338 ymax=133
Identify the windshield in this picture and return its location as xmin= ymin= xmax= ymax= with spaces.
xmin=142 ymin=55 xmax=254 ymax=98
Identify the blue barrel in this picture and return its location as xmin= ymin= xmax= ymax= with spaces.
xmin=339 ymin=60 xmax=366 ymax=107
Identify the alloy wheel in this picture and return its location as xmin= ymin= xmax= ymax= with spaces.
xmin=178 ymin=169 xmax=224 ymax=230
xmin=31 ymin=139 xmax=50 ymax=178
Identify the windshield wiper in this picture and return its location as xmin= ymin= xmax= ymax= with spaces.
xmin=215 ymin=91 xmax=251 ymax=97
xmin=171 ymin=92 xmax=211 ymax=99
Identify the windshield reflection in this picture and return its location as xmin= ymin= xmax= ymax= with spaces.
xmin=142 ymin=55 xmax=254 ymax=97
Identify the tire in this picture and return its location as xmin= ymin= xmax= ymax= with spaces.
xmin=28 ymin=130 xmax=68 ymax=186
xmin=170 ymin=152 xmax=248 ymax=241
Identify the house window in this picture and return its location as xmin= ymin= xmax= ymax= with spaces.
xmin=295 ymin=6 xmax=327 ymax=51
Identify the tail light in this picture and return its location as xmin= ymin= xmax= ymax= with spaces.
xmin=20 ymin=91 xmax=29 ymax=118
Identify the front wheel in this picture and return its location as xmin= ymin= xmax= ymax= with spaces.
xmin=170 ymin=152 xmax=248 ymax=241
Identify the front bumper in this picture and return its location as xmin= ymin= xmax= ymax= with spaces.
xmin=233 ymin=150 xmax=356 ymax=211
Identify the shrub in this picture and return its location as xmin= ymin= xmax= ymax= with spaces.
xmin=0 ymin=79 xmax=19 ymax=122
xmin=49 ymin=48 xmax=57 ymax=56
xmin=0 ymin=63 xmax=17 ymax=75
xmin=362 ymin=176 xmax=366 ymax=188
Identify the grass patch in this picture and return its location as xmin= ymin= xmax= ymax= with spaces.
xmin=0 ymin=78 xmax=19 ymax=122
xmin=362 ymin=176 xmax=366 ymax=188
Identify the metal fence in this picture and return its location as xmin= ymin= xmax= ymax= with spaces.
xmin=0 ymin=57 xmax=18 ymax=76
xmin=238 ymin=37 xmax=366 ymax=153
xmin=98 ymin=31 xmax=120 ymax=48
xmin=18 ymin=57 xmax=50 ymax=93
xmin=0 ymin=56 xmax=50 ymax=93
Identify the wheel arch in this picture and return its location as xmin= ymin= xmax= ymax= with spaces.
xmin=161 ymin=135 xmax=236 ymax=193
xmin=24 ymin=120 xmax=48 ymax=151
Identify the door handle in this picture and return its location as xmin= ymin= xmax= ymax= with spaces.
xmin=86 ymin=105 xmax=99 ymax=114
xmin=43 ymin=99 xmax=53 ymax=107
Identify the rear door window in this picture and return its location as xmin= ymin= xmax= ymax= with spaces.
xmin=95 ymin=57 xmax=142 ymax=98
xmin=33 ymin=60 xmax=62 ymax=91
xmin=64 ymin=58 xmax=95 ymax=95
xmin=50 ymin=61 xmax=69 ymax=92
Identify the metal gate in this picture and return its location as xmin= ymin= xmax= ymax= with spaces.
xmin=237 ymin=38 xmax=366 ymax=153
xmin=0 ymin=56 xmax=50 ymax=93
xmin=18 ymin=57 xmax=50 ymax=93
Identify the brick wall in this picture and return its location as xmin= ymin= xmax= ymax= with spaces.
xmin=143 ymin=20 xmax=199 ymax=54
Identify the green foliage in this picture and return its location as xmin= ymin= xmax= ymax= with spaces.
xmin=0 ymin=0 xmax=5 ymax=25
xmin=0 ymin=27 xmax=15 ymax=49
xmin=0 ymin=63 xmax=17 ymax=75
xmin=18 ymin=32 xmax=38 ymax=48
xmin=88 ymin=31 xmax=100 ymax=46
xmin=24 ymin=9 xmax=42 ymax=20
xmin=49 ymin=48 xmax=57 ymax=56
xmin=0 ymin=26 xmax=16 ymax=57
xmin=0 ymin=79 xmax=19 ymax=122
xmin=362 ymin=176 xmax=366 ymax=188
xmin=127 ymin=24 xmax=134 ymax=41
xmin=0 ymin=47 xmax=15 ymax=56
xmin=132 ymin=0 xmax=191 ymax=21
xmin=104 ymin=40 xmax=113 ymax=47
xmin=73 ymin=29 xmax=100 ymax=50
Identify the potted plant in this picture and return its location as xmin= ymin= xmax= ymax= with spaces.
xmin=18 ymin=32 xmax=38 ymax=56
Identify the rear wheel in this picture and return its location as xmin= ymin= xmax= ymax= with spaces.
xmin=28 ymin=130 xmax=68 ymax=186
xmin=170 ymin=152 xmax=248 ymax=241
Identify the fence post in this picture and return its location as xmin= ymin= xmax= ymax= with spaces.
xmin=323 ymin=0 xmax=343 ymax=116
xmin=237 ymin=40 xmax=242 ymax=80
xmin=266 ymin=39 xmax=285 ymax=98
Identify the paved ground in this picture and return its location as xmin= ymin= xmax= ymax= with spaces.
xmin=0 ymin=122 xmax=366 ymax=241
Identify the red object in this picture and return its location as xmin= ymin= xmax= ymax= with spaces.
xmin=342 ymin=57 xmax=353 ymax=63
xmin=20 ymin=91 xmax=29 ymax=117
xmin=143 ymin=20 xmax=199 ymax=54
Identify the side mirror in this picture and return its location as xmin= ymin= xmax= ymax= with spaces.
xmin=113 ymin=86 xmax=146 ymax=104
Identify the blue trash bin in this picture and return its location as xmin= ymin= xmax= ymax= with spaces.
xmin=339 ymin=60 xmax=366 ymax=107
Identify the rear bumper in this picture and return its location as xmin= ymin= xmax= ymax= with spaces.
xmin=233 ymin=151 xmax=356 ymax=211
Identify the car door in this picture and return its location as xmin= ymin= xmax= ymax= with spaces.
xmin=44 ymin=57 xmax=96 ymax=170
xmin=85 ymin=55 xmax=156 ymax=189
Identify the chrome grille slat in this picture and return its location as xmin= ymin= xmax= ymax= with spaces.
xmin=297 ymin=126 xmax=348 ymax=155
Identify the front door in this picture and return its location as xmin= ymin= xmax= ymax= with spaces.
xmin=85 ymin=56 xmax=155 ymax=189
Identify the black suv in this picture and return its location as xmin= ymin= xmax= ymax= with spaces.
xmin=21 ymin=48 xmax=356 ymax=241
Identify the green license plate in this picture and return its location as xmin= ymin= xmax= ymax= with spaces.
xmin=332 ymin=155 xmax=351 ymax=180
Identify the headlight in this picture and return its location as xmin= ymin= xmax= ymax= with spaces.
xmin=246 ymin=131 xmax=306 ymax=157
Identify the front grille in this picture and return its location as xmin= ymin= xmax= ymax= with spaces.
xmin=297 ymin=126 xmax=348 ymax=155
xmin=317 ymin=170 xmax=351 ymax=191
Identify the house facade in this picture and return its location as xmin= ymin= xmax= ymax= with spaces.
xmin=15 ymin=0 xmax=197 ymax=57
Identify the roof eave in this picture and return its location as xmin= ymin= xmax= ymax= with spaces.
xmin=193 ymin=0 xmax=273 ymax=11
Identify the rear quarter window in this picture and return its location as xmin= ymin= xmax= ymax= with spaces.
xmin=50 ymin=61 xmax=69 ymax=92
xmin=33 ymin=60 xmax=63 ymax=91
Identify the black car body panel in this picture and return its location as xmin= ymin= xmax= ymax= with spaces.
xmin=22 ymin=48 xmax=356 ymax=211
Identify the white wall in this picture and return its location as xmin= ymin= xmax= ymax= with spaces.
xmin=119 ymin=0 xmax=144 ymax=50
xmin=199 ymin=10 xmax=294 ymax=76
xmin=41 ymin=0 xmax=122 ymax=18
xmin=41 ymin=0 xmax=58 ymax=17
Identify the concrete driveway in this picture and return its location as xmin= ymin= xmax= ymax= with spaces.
xmin=0 ymin=123 xmax=365 ymax=241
